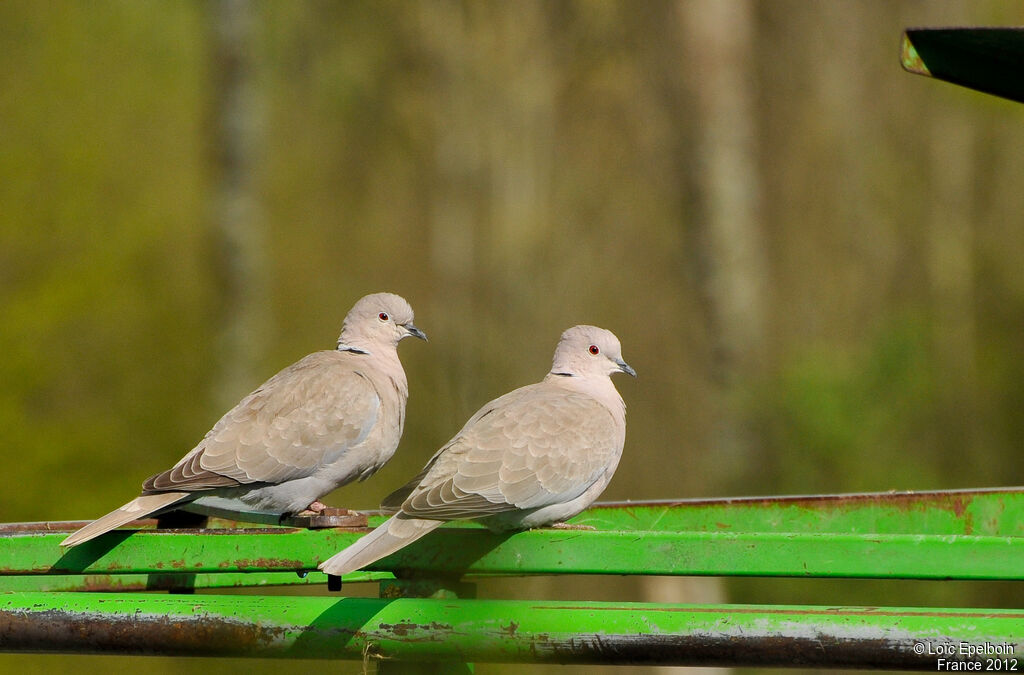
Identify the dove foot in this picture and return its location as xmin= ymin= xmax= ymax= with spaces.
xmin=296 ymin=501 xmax=329 ymax=516
xmin=296 ymin=502 xmax=363 ymax=517
xmin=548 ymin=522 xmax=596 ymax=531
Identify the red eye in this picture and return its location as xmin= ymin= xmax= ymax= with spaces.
xmin=588 ymin=345 xmax=600 ymax=355
xmin=378 ymin=312 xmax=389 ymax=322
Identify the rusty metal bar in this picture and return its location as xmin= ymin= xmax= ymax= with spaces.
xmin=0 ymin=592 xmax=1021 ymax=668
xmin=0 ymin=570 xmax=391 ymax=592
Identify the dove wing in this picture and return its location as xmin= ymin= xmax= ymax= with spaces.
xmin=389 ymin=383 xmax=618 ymax=520
xmin=144 ymin=351 xmax=380 ymax=492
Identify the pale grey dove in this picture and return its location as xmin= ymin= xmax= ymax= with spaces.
xmin=318 ymin=324 xmax=634 ymax=576
xmin=61 ymin=292 xmax=426 ymax=547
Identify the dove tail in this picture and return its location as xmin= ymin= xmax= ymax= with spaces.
xmin=60 ymin=492 xmax=191 ymax=547
xmin=318 ymin=514 xmax=442 ymax=576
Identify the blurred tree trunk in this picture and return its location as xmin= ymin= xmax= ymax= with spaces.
xmin=418 ymin=2 xmax=556 ymax=408
xmin=928 ymin=106 xmax=978 ymax=470
xmin=679 ymin=0 xmax=768 ymax=486
xmin=627 ymin=5 xmax=765 ymax=671
xmin=417 ymin=1 xmax=488 ymax=417
xmin=674 ymin=5 xmax=764 ymax=671
xmin=420 ymin=3 xmax=554 ymax=282
xmin=210 ymin=0 xmax=267 ymax=408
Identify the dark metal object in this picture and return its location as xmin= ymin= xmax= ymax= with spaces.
xmin=902 ymin=28 xmax=1024 ymax=103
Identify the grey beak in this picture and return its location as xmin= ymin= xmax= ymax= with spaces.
xmin=403 ymin=323 xmax=428 ymax=342
xmin=615 ymin=358 xmax=637 ymax=378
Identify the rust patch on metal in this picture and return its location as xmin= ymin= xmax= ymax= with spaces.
xmin=78 ymin=577 xmax=146 ymax=592
xmin=0 ymin=608 xmax=287 ymax=657
xmin=41 ymin=576 xmax=153 ymax=593
xmin=502 ymin=620 xmax=519 ymax=637
xmin=538 ymin=604 xmax=1024 ymax=620
xmin=591 ymin=488 xmax=1024 ymax=511
xmin=378 ymin=621 xmax=414 ymax=637
xmin=536 ymin=633 xmax=918 ymax=668
xmin=281 ymin=509 xmax=368 ymax=529
xmin=376 ymin=621 xmax=453 ymax=640
xmin=0 ymin=520 xmax=162 ymax=535
xmin=157 ymin=527 xmax=301 ymax=536
xmin=219 ymin=558 xmax=307 ymax=570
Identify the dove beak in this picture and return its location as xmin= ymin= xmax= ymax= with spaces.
xmin=615 ymin=358 xmax=637 ymax=378
xmin=402 ymin=323 xmax=428 ymax=342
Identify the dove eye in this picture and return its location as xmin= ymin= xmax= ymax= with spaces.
xmin=588 ymin=345 xmax=600 ymax=355
xmin=378 ymin=312 xmax=389 ymax=322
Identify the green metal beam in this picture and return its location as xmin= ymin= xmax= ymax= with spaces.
xmin=1 ymin=592 xmax=1020 ymax=668
xmin=580 ymin=488 xmax=1024 ymax=536
xmin=33 ymin=487 xmax=1024 ymax=537
xmin=1 ymin=527 xmax=1021 ymax=581
xmin=2 ymin=490 xmax=1022 ymax=583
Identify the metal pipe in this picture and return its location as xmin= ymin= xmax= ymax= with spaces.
xmin=1 ymin=593 xmax=1021 ymax=668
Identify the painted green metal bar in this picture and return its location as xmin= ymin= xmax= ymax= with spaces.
xmin=378 ymin=578 xmax=478 ymax=675
xmin=2 ymin=490 xmax=1022 ymax=583
xmin=901 ymin=28 xmax=1024 ymax=104
xmin=581 ymin=488 xmax=1024 ymax=536
xmin=30 ymin=487 xmax=1024 ymax=537
xmin=1 ymin=527 xmax=1021 ymax=581
xmin=1 ymin=592 xmax=1021 ymax=668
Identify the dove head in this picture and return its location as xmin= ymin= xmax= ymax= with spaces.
xmin=550 ymin=325 xmax=636 ymax=379
xmin=338 ymin=293 xmax=427 ymax=352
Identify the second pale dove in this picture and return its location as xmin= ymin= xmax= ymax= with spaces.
xmin=61 ymin=292 xmax=426 ymax=547
xmin=318 ymin=324 xmax=634 ymax=577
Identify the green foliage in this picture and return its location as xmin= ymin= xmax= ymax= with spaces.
xmin=760 ymin=316 xmax=940 ymax=492
xmin=0 ymin=2 xmax=214 ymax=522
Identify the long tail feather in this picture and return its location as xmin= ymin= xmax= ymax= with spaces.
xmin=318 ymin=514 xmax=442 ymax=576
xmin=60 ymin=492 xmax=191 ymax=547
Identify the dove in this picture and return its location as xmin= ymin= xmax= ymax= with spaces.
xmin=318 ymin=324 xmax=634 ymax=577
xmin=61 ymin=292 xmax=426 ymax=547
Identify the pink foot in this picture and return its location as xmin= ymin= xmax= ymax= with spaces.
xmin=296 ymin=501 xmax=329 ymax=517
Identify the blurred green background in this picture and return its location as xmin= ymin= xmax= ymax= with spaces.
xmin=2 ymin=1 xmax=1023 ymax=674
